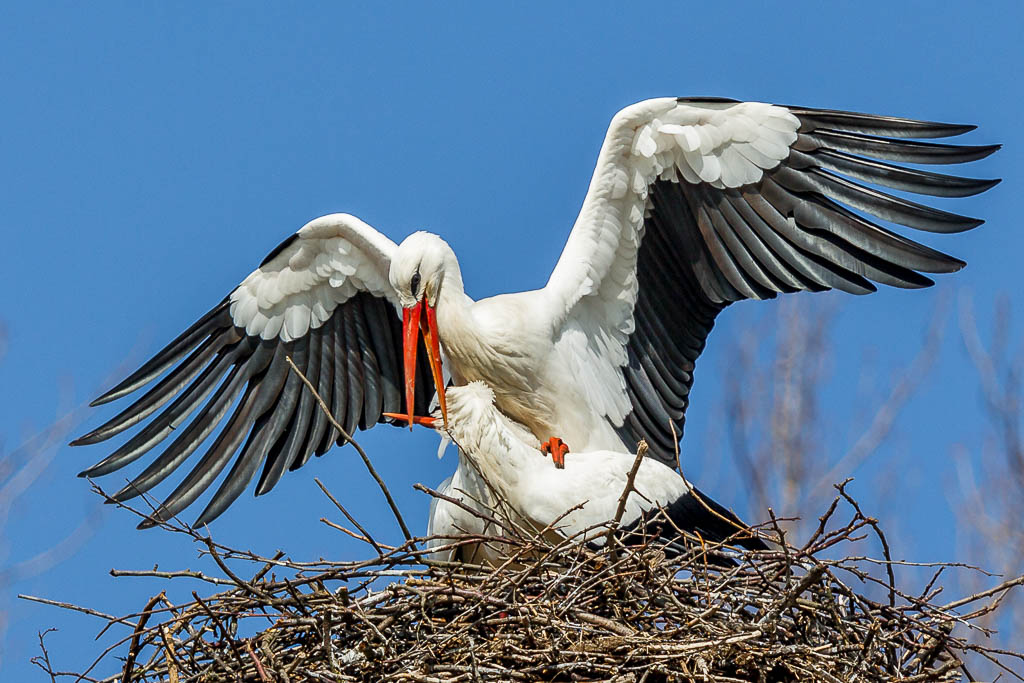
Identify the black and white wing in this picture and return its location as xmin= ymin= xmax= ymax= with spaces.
xmin=72 ymin=213 xmax=435 ymax=527
xmin=544 ymin=97 xmax=999 ymax=466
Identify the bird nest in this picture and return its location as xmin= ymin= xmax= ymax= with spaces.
xmin=28 ymin=479 xmax=1024 ymax=683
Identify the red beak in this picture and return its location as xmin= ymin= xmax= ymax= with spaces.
xmin=382 ymin=412 xmax=437 ymax=428
xmin=401 ymin=298 xmax=448 ymax=429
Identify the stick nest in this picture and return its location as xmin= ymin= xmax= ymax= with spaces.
xmin=29 ymin=478 xmax=1024 ymax=683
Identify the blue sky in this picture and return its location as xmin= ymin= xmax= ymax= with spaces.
xmin=0 ymin=2 xmax=1019 ymax=677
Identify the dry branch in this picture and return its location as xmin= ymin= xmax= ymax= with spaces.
xmin=26 ymin=482 xmax=1024 ymax=683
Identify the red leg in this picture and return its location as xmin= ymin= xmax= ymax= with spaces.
xmin=540 ymin=436 xmax=569 ymax=469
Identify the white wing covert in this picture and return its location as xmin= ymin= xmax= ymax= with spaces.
xmin=73 ymin=214 xmax=436 ymax=527
xmin=544 ymin=97 xmax=999 ymax=465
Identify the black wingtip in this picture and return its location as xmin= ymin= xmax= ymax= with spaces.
xmin=89 ymin=395 xmax=112 ymax=408
xmin=193 ymin=493 xmax=231 ymax=527
xmin=948 ymin=256 xmax=968 ymax=273
xmin=89 ymin=382 xmax=139 ymax=407
xmin=107 ymin=481 xmax=146 ymax=505
xmin=947 ymin=177 xmax=1001 ymax=197
xmin=788 ymin=106 xmax=987 ymax=140
xmin=678 ymin=486 xmax=768 ymax=551
xmin=972 ymin=143 xmax=1002 ymax=161
xmin=79 ymin=458 xmax=133 ymax=480
xmin=192 ymin=511 xmax=215 ymax=528
xmin=849 ymin=280 xmax=878 ymax=296
xmin=946 ymin=123 xmax=977 ymax=136
xmin=616 ymin=486 xmax=769 ymax=556
xmin=136 ymin=506 xmax=170 ymax=529
xmin=69 ymin=428 xmax=112 ymax=446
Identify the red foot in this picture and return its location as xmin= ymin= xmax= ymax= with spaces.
xmin=540 ymin=437 xmax=570 ymax=469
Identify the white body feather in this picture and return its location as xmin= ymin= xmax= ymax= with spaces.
xmin=440 ymin=382 xmax=692 ymax=545
xmin=425 ymin=452 xmax=502 ymax=564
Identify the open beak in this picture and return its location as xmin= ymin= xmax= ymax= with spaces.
xmin=400 ymin=298 xmax=448 ymax=430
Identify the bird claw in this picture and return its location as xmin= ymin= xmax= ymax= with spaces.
xmin=540 ymin=436 xmax=569 ymax=469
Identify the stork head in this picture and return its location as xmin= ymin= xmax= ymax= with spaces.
xmin=389 ymin=232 xmax=453 ymax=429
xmin=390 ymin=231 xmax=453 ymax=309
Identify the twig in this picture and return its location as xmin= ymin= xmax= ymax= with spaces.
xmin=25 ymin=474 xmax=1024 ymax=681
xmin=19 ymin=594 xmax=118 ymax=621
xmin=315 ymin=477 xmax=385 ymax=556
xmin=612 ymin=441 xmax=648 ymax=528
xmin=121 ymin=592 xmax=164 ymax=683
xmin=285 ymin=354 xmax=414 ymax=543
xmin=246 ymin=640 xmax=271 ymax=682
xmin=940 ymin=574 xmax=1024 ymax=612
xmin=108 ymin=568 xmax=235 ymax=586
xmin=31 ymin=629 xmax=58 ymax=683
xmin=669 ymin=419 xmax=682 ymax=474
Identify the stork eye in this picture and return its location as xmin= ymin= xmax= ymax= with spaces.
xmin=411 ymin=270 xmax=421 ymax=297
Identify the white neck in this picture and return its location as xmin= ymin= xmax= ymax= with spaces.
xmin=432 ymin=247 xmax=486 ymax=376
xmin=434 ymin=248 xmax=472 ymax=318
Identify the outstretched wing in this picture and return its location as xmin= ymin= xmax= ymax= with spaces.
xmin=544 ymin=97 xmax=999 ymax=466
xmin=73 ymin=213 xmax=435 ymax=527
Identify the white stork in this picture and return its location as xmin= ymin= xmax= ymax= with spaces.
xmin=72 ymin=97 xmax=999 ymax=527
xmin=403 ymin=382 xmax=767 ymax=561
xmin=419 ymin=423 xmax=523 ymax=565
xmin=424 ymin=455 xmax=494 ymax=563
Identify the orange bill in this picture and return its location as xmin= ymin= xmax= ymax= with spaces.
xmin=382 ymin=412 xmax=437 ymax=428
xmin=401 ymin=298 xmax=449 ymax=430
xmin=402 ymin=303 xmax=422 ymax=429
xmin=420 ymin=300 xmax=448 ymax=428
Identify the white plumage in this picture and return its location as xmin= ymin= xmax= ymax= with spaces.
xmin=231 ymin=214 xmax=398 ymax=342
xmin=73 ymin=97 xmax=998 ymax=527
xmin=425 ymin=382 xmax=765 ymax=558
xmin=424 ymin=453 xmax=497 ymax=564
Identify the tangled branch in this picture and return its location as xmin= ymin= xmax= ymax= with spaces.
xmin=22 ymin=478 xmax=1024 ymax=682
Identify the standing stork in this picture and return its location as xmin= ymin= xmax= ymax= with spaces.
xmin=72 ymin=97 xmax=999 ymax=527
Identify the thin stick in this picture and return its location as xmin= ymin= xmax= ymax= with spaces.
xmin=940 ymin=574 xmax=1024 ymax=612
xmin=19 ymin=594 xmax=119 ymax=622
xmin=203 ymin=536 xmax=275 ymax=602
xmin=612 ymin=441 xmax=648 ymax=528
xmin=669 ymin=419 xmax=682 ymax=474
xmin=122 ymin=592 xmax=164 ymax=683
xmin=605 ymin=441 xmax=648 ymax=565
xmin=413 ymin=483 xmax=506 ymax=531
xmin=246 ymin=640 xmax=271 ymax=682
xmin=27 ymin=475 xmax=1024 ymax=681
xmin=108 ymin=568 xmax=235 ymax=586
xmin=31 ymin=629 xmax=58 ymax=683
xmin=315 ymin=477 xmax=385 ymax=556
xmin=285 ymin=355 xmax=414 ymax=543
